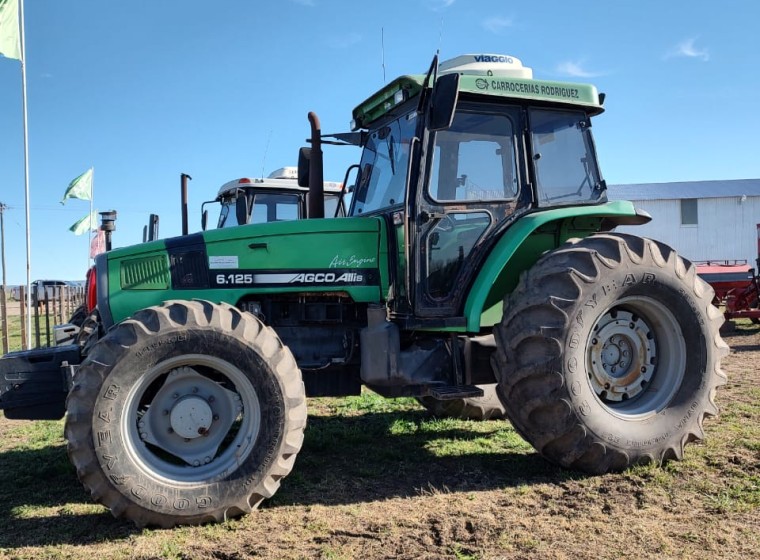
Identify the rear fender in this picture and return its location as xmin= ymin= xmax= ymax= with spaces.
xmin=463 ymin=201 xmax=650 ymax=331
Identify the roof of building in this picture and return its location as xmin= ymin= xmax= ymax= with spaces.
xmin=607 ymin=179 xmax=760 ymax=201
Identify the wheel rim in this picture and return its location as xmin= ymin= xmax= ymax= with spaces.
xmin=586 ymin=296 xmax=686 ymax=418
xmin=122 ymin=354 xmax=262 ymax=484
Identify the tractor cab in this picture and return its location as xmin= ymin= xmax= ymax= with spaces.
xmin=333 ymin=54 xmax=608 ymax=323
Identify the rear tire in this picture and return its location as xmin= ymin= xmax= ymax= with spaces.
xmin=65 ymin=300 xmax=306 ymax=527
xmin=493 ymin=233 xmax=728 ymax=474
xmin=416 ymin=384 xmax=506 ymax=420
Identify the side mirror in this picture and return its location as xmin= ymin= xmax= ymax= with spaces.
xmin=201 ymin=209 xmax=208 ymax=231
xmin=298 ymin=147 xmax=311 ymax=188
xmin=429 ymin=73 xmax=460 ymax=131
xmin=235 ymin=192 xmax=250 ymax=225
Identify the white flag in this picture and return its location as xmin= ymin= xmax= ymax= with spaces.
xmin=69 ymin=210 xmax=99 ymax=236
xmin=0 ymin=0 xmax=21 ymax=61
xmin=62 ymin=168 xmax=94 ymax=203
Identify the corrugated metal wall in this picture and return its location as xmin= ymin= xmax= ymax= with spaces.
xmin=614 ymin=195 xmax=760 ymax=269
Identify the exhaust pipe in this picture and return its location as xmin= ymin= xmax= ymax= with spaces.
xmin=181 ymin=173 xmax=192 ymax=235
xmin=307 ymin=112 xmax=324 ymax=219
xmin=99 ymin=210 xmax=117 ymax=252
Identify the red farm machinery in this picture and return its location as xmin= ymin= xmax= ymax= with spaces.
xmin=696 ymin=223 xmax=760 ymax=323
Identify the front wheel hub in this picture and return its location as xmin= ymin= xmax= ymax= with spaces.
xmin=170 ymin=397 xmax=213 ymax=439
xmin=137 ymin=366 xmax=246 ymax=469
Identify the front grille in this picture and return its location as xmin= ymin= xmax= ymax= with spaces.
xmin=120 ymin=256 xmax=170 ymax=290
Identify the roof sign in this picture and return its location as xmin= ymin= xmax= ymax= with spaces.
xmin=352 ymin=53 xmax=603 ymax=129
xmin=439 ymin=54 xmax=533 ymax=79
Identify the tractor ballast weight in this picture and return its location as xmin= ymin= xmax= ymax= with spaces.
xmin=0 ymin=53 xmax=728 ymax=528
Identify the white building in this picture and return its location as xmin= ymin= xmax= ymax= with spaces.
xmin=607 ymin=179 xmax=760 ymax=271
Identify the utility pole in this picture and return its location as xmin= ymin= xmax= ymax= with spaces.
xmin=0 ymin=203 xmax=9 ymax=352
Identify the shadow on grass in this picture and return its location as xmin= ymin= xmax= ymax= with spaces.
xmin=0 ymin=409 xmax=582 ymax=547
xmin=727 ymin=343 xmax=760 ymax=353
xmin=0 ymin=442 xmax=138 ymax=548
xmin=722 ymin=323 xmax=760 ymax=339
xmin=269 ymin=409 xmax=580 ymax=508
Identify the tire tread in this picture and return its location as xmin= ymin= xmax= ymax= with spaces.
xmin=493 ymin=233 xmax=728 ymax=474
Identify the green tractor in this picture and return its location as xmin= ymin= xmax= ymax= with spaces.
xmin=0 ymin=53 xmax=727 ymax=528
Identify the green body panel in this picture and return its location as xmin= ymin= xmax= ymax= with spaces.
xmin=202 ymin=217 xmax=384 ymax=271
xmin=463 ymin=201 xmax=640 ymax=332
xmin=107 ymin=238 xmax=167 ymax=259
xmin=106 ymin=217 xmax=389 ymax=324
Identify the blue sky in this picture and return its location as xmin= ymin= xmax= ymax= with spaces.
xmin=0 ymin=0 xmax=758 ymax=285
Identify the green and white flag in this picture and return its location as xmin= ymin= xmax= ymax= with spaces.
xmin=61 ymin=168 xmax=93 ymax=203
xmin=69 ymin=210 xmax=98 ymax=235
xmin=0 ymin=0 xmax=21 ymax=61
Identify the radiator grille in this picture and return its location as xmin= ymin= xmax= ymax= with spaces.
xmin=120 ymin=255 xmax=170 ymax=290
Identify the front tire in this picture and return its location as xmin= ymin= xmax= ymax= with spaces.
xmin=493 ymin=233 xmax=728 ymax=474
xmin=65 ymin=300 xmax=306 ymax=527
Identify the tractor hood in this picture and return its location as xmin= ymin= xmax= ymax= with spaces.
xmin=97 ymin=217 xmax=388 ymax=326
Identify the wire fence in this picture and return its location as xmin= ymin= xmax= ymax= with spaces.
xmin=0 ymin=285 xmax=85 ymax=354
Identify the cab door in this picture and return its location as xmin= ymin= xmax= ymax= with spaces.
xmin=412 ymin=104 xmax=524 ymax=318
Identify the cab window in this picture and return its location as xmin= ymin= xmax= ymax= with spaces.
xmin=529 ymin=109 xmax=602 ymax=206
xmin=428 ymin=111 xmax=518 ymax=202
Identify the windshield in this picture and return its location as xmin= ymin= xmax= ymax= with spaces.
xmin=351 ymin=111 xmax=417 ymax=215
xmin=530 ymin=109 xmax=603 ymax=206
xmin=325 ymin=193 xmax=344 ymax=217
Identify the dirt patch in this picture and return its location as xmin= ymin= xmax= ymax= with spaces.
xmin=0 ymin=323 xmax=758 ymax=559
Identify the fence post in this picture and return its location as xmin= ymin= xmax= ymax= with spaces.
xmin=0 ymin=286 xmax=7 ymax=354
xmin=44 ymin=291 xmax=51 ymax=348
xmin=58 ymin=286 xmax=65 ymax=324
xmin=49 ymin=287 xmax=56 ymax=328
xmin=34 ymin=292 xmax=42 ymax=349
xmin=19 ymin=285 xmax=27 ymax=350
xmin=58 ymin=286 xmax=71 ymax=325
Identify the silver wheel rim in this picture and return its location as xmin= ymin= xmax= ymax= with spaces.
xmin=121 ymin=354 xmax=261 ymax=485
xmin=586 ymin=296 xmax=686 ymax=419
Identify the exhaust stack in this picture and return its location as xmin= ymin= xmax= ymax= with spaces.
xmin=307 ymin=112 xmax=324 ymax=219
xmin=181 ymin=173 xmax=192 ymax=235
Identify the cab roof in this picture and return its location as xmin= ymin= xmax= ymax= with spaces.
xmin=352 ymin=54 xmax=604 ymax=130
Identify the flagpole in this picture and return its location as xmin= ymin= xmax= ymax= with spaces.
xmin=89 ymin=167 xmax=94 ymax=271
xmin=18 ymin=0 xmax=31 ymax=349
